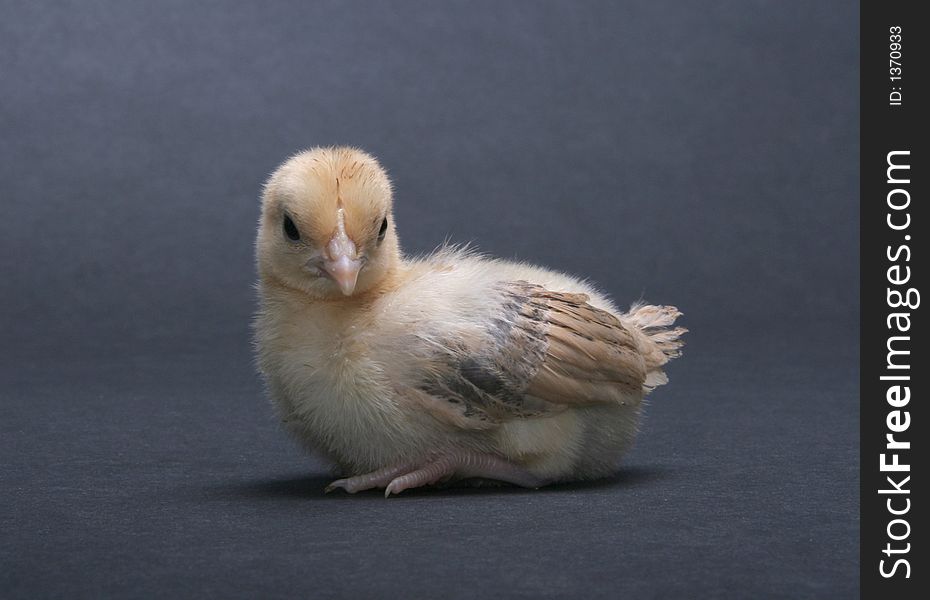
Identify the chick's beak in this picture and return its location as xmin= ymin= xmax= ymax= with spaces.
xmin=323 ymin=234 xmax=362 ymax=296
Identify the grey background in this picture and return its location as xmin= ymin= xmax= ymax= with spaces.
xmin=1 ymin=1 xmax=859 ymax=598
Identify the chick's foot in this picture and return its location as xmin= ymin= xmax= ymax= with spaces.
xmin=324 ymin=463 xmax=416 ymax=494
xmin=325 ymin=452 xmax=547 ymax=497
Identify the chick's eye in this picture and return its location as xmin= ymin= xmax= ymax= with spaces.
xmin=377 ymin=218 xmax=388 ymax=243
xmin=283 ymin=214 xmax=300 ymax=241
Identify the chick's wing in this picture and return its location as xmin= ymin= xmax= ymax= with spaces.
xmin=405 ymin=281 xmax=647 ymax=429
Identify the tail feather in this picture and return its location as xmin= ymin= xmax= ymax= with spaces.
xmin=622 ymin=303 xmax=687 ymax=392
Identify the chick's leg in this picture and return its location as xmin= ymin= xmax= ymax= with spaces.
xmin=383 ymin=451 xmax=546 ymax=497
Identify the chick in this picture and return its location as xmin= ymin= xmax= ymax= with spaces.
xmin=254 ymin=147 xmax=685 ymax=496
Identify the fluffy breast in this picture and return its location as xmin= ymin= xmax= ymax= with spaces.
xmin=255 ymin=290 xmax=436 ymax=471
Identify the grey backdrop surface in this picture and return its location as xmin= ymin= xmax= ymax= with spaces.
xmin=1 ymin=1 xmax=859 ymax=598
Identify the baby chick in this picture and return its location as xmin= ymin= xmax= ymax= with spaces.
xmin=254 ymin=147 xmax=685 ymax=496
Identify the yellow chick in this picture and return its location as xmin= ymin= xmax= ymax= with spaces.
xmin=255 ymin=147 xmax=686 ymax=496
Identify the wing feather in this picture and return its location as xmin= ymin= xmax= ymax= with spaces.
xmin=411 ymin=281 xmax=649 ymax=428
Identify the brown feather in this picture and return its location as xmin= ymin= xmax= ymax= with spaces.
xmin=414 ymin=281 xmax=672 ymax=428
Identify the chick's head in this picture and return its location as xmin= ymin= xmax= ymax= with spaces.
xmin=258 ymin=147 xmax=399 ymax=299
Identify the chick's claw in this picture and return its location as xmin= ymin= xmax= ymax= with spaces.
xmin=323 ymin=479 xmax=351 ymax=494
